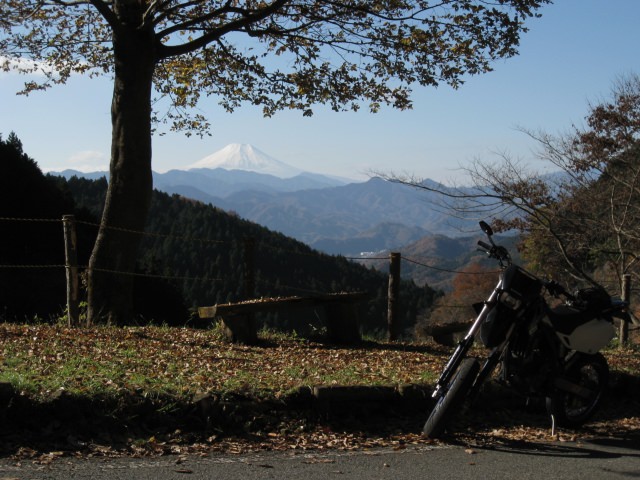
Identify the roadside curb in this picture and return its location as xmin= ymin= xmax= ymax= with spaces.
xmin=190 ymin=383 xmax=433 ymax=421
xmin=191 ymin=370 xmax=640 ymax=418
xmin=311 ymin=384 xmax=431 ymax=411
xmin=2 ymin=371 xmax=639 ymax=422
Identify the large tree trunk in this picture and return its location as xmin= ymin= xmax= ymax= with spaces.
xmin=87 ymin=13 xmax=156 ymax=325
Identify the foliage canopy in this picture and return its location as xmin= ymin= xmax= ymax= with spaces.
xmin=2 ymin=0 xmax=549 ymax=134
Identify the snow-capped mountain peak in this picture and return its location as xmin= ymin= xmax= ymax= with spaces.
xmin=188 ymin=143 xmax=303 ymax=178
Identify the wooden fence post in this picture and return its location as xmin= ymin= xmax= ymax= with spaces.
xmin=243 ymin=237 xmax=255 ymax=299
xmin=228 ymin=237 xmax=257 ymax=344
xmin=619 ymin=274 xmax=631 ymax=348
xmin=63 ymin=215 xmax=80 ymax=327
xmin=387 ymin=252 xmax=401 ymax=341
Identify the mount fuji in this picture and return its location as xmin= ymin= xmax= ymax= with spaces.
xmin=188 ymin=143 xmax=303 ymax=178
xmin=150 ymin=143 xmax=350 ymax=198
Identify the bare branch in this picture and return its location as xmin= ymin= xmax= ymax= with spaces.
xmin=88 ymin=0 xmax=117 ymax=27
xmin=156 ymin=0 xmax=290 ymax=59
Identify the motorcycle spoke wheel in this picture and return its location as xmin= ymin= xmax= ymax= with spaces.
xmin=546 ymin=353 xmax=609 ymax=428
xmin=423 ymin=357 xmax=480 ymax=439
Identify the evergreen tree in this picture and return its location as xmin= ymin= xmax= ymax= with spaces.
xmin=0 ymin=132 xmax=74 ymax=319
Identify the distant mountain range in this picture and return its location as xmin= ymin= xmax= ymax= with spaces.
xmin=56 ymin=144 xmax=350 ymax=196
xmin=214 ymin=177 xmax=478 ymax=250
xmin=52 ymin=143 xmax=480 ymax=256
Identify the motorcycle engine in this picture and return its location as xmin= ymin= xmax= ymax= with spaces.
xmin=504 ymin=327 xmax=555 ymax=394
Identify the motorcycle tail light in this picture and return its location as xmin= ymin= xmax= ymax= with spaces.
xmin=500 ymin=292 xmax=521 ymax=310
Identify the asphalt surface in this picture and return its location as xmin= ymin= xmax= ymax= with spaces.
xmin=2 ymin=436 xmax=639 ymax=480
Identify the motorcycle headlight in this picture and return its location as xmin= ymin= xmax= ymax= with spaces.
xmin=500 ymin=292 xmax=522 ymax=310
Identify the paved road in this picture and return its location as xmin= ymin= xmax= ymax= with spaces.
xmin=2 ymin=437 xmax=639 ymax=480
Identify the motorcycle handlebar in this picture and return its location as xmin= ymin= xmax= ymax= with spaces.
xmin=477 ymin=240 xmax=492 ymax=251
xmin=544 ymin=279 xmax=576 ymax=302
xmin=476 ymin=222 xmax=577 ymax=303
xmin=477 ymin=240 xmax=511 ymax=264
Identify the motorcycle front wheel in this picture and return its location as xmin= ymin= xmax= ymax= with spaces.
xmin=546 ymin=352 xmax=609 ymax=427
xmin=423 ymin=357 xmax=480 ymax=438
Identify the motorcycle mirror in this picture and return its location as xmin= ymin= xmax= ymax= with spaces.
xmin=479 ymin=221 xmax=493 ymax=237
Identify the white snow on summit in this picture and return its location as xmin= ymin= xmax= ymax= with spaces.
xmin=188 ymin=144 xmax=303 ymax=178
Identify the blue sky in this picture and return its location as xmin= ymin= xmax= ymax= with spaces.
xmin=1 ymin=0 xmax=640 ymax=183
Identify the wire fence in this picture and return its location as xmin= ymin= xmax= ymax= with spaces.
xmin=2 ymin=215 xmax=637 ymax=332
xmin=0 ymin=215 xmax=498 ymax=285
xmin=3 ymin=215 xmax=636 ymax=290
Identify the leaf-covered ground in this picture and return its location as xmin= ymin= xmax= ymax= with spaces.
xmin=0 ymin=324 xmax=449 ymax=399
xmin=1 ymin=323 xmax=639 ymax=462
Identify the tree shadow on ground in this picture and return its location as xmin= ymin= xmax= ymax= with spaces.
xmin=1 ymin=377 xmax=638 ymax=460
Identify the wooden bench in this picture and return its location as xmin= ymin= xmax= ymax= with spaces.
xmin=198 ymin=292 xmax=368 ymax=345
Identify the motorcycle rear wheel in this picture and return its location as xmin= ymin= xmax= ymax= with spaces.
xmin=423 ymin=357 xmax=480 ymax=438
xmin=546 ymin=352 xmax=609 ymax=427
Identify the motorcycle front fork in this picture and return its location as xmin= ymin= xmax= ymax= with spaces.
xmin=433 ymin=339 xmax=501 ymax=402
xmin=432 ymin=336 xmax=475 ymax=398
xmin=468 ymin=347 xmax=501 ymax=401
xmin=433 ymin=292 xmax=501 ymax=399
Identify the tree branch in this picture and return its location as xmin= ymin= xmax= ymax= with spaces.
xmin=156 ymin=0 xmax=290 ymax=60
xmin=88 ymin=0 xmax=118 ymax=28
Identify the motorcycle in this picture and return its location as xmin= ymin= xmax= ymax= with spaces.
xmin=423 ymin=221 xmax=630 ymax=438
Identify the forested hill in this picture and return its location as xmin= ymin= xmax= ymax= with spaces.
xmin=0 ymin=133 xmax=437 ymax=337
xmin=58 ymin=176 xmax=437 ymax=336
